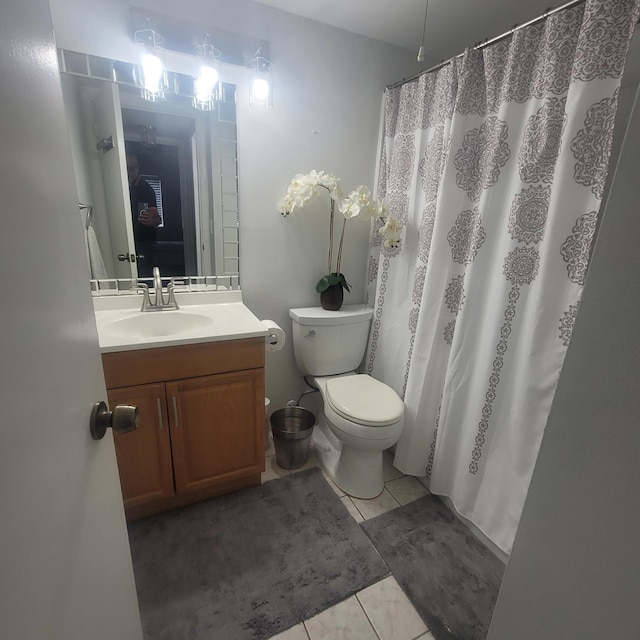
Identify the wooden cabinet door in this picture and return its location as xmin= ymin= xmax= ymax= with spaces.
xmin=167 ymin=369 xmax=264 ymax=494
xmin=109 ymin=383 xmax=174 ymax=511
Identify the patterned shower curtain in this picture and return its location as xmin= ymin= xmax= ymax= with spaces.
xmin=366 ymin=0 xmax=640 ymax=554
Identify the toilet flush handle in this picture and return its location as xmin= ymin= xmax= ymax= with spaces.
xmin=304 ymin=330 xmax=316 ymax=338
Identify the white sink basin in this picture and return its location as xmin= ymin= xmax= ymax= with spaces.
xmin=93 ymin=291 xmax=269 ymax=352
xmin=103 ymin=311 xmax=214 ymax=338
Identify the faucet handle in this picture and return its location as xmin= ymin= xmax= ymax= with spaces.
xmin=166 ymin=282 xmax=180 ymax=309
xmin=135 ymin=282 xmax=151 ymax=311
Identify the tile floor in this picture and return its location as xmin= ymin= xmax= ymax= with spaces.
xmin=261 ymin=437 xmax=435 ymax=640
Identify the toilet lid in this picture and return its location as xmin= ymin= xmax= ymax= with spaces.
xmin=326 ymin=375 xmax=404 ymax=427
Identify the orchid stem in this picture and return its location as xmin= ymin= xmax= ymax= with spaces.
xmin=328 ymin=193 xmax=335 ymax=274
xmin=336 ymin=217 xmax=347 ymax=275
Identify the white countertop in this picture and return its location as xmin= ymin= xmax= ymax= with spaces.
xmin=93 ymin=290 xmax=268 ymax=353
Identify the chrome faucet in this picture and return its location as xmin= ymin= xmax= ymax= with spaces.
xmin=153 ymin=267 xmax=164 ymax=307
xmin=135 ymin=267 xmax=180 ymax=312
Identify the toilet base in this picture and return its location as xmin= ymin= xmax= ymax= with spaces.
xmin=312 ymin=422 xmax=384 ymax=499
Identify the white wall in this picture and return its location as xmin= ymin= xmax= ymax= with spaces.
xmin=487 ymin=80 xmax=640 ymax=640
xmin=49 ymin=0 xmax=420 ymax=410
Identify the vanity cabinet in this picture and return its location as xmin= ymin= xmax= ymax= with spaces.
xmin=109 ymin=383 xmax=174 ymax=510
xmin=103 ymin=338 xmax=265 ymax=520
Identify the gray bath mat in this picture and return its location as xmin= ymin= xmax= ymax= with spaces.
xmin=128 ymin=468 xmax=389 ymax=640
xmin=362 ymin=494 xmax=505 ymax=640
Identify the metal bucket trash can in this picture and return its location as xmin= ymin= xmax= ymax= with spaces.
xmin=270 ymin=406 xmax=315 ymax=470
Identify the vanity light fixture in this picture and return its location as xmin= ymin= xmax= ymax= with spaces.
xmin=248 ymin=47 xmax=272 ymax=109
xmin=133 ymin=22 xmax=168 ymax=101
xmin=125 ymin=9 xmax=273 ymax=110
xmin=193 ymin=35 xmax=221 ymax=111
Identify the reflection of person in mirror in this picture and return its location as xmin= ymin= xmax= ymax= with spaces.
xmin=126 ymin=151 xmax=161 ymax=278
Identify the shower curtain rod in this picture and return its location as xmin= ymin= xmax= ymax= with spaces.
xmin=387 ymin=0 xmax=586 ymax=90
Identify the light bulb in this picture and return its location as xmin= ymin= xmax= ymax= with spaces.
xmin=252 ymin=77 xmax=270 ymax=102
xmin=248 ymin=48 xmax=272 ymax=108
xmin=141 ymin=53 xmax=164 ymax=94
xmin=194 ymin=65 xmax=219 ymax=107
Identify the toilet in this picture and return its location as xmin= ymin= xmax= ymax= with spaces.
xmin=289 ymin=305 xmax=404 ymax=499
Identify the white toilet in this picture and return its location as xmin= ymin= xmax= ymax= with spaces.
xmin=289 ymin=305 xmax=404 ymax=499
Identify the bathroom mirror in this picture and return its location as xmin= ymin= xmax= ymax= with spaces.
xmin=59 ymin=52 xmax=240 ymax=283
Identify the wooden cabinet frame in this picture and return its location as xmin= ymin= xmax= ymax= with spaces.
xmin=104 ymin=338 xmax=265 ymax=520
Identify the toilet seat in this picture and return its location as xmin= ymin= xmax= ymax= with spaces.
xmin=325 ymin=374 xmax=404 ymax=427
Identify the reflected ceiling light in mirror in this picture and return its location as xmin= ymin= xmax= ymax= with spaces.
xmin=248 ymin=47 xmax=272 ymax=109
xmin=193 ymin=37 xmax=221 ymax=111
xmin=133 ymin=23 xmax=168 ymax=101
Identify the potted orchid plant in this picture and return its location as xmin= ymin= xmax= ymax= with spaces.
xmin=278 ymin=170 xmax=401 ymax=310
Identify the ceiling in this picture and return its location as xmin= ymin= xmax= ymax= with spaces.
xmin=253 ymin=0 xmax=577 ymax=62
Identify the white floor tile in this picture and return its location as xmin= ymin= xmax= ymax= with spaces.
xmin=262 ymin=454 xmax=290 ymax=483
xmin=340 ymin=496 xmax=364 ymax=523
xmin=304 ymin=596 xmax=378 ymax=640
xmin=415 ymin=632 xmax=436 ymax=639
xmin=385 ymin=476 xmax=430 ymax=506
xmin=415 ymin=475 xmax=430 ymax=489
xmin=268 ymin=622 xmax=310 ymax=640
xmin=382 ymin=449 xmax=405 ymax=482
xmin=357 ymin=576 xmax=427 ymax=640
xmin=350 ymin=488 xmax=400 ymax=520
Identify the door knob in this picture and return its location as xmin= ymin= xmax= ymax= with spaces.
xmin=117 ymin=253 xmax=143 ymax=263
xmin=90 ymin=401 xmax=139 ymax=440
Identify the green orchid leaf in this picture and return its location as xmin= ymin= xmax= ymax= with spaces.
xmin=327 ymin=274 xmax=341 ymax=286
xmin=316 ymin=276 xmax=330 ymax=292
xmin=338 ymin=273 xmax=351 ymax=292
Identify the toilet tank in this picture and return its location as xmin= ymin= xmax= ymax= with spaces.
xmin=289 ymin=305 xmax=374 ymax=376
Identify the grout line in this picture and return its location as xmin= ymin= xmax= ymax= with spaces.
xmin=355 ymin=579 xmax=432 ymax=640
xmin=347 ymin=495 xmax=367 ymax=521
xmin=387 ymin=488 xmax=402 ymax=510
xmin=301 ymin=620 xmax=311 ymax=639
xmin=354 ymin=592 xmax=382 ymax=640
xmin=385 ymin=485 xmax=403 ymax=506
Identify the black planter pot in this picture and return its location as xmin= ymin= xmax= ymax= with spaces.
xmin=320 ymin=283 xmax=344 ymax=311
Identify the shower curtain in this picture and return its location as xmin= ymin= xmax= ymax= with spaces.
xmin=366 ymin=0 xmax=640 ymax=554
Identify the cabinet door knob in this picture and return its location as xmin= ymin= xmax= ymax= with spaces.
xmin=90 ymin=401 xmax=139 ymax=440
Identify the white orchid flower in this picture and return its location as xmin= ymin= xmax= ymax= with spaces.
xmin=278 ymin=171 xmax=401 ymax=292
xmin=352 ymin=185 xmax=371 ymax=204
xmin=367 ymin=199 xmax=386 ymax=218
xmin=339 ymin=186 xmax=367 ymax=219
xmin=338 ymin=196 xmax=359 ymax=218
xmin=380 ymin=215 xmax=402 ymax=247
xmin=278 ymin=193 xmax=294 ymax=215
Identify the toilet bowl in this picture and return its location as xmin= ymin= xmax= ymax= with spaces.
xmin=289 ymin=306 xmax=404 ymax=499
xmin=311 ymin=374 xmax=403 ymax=498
